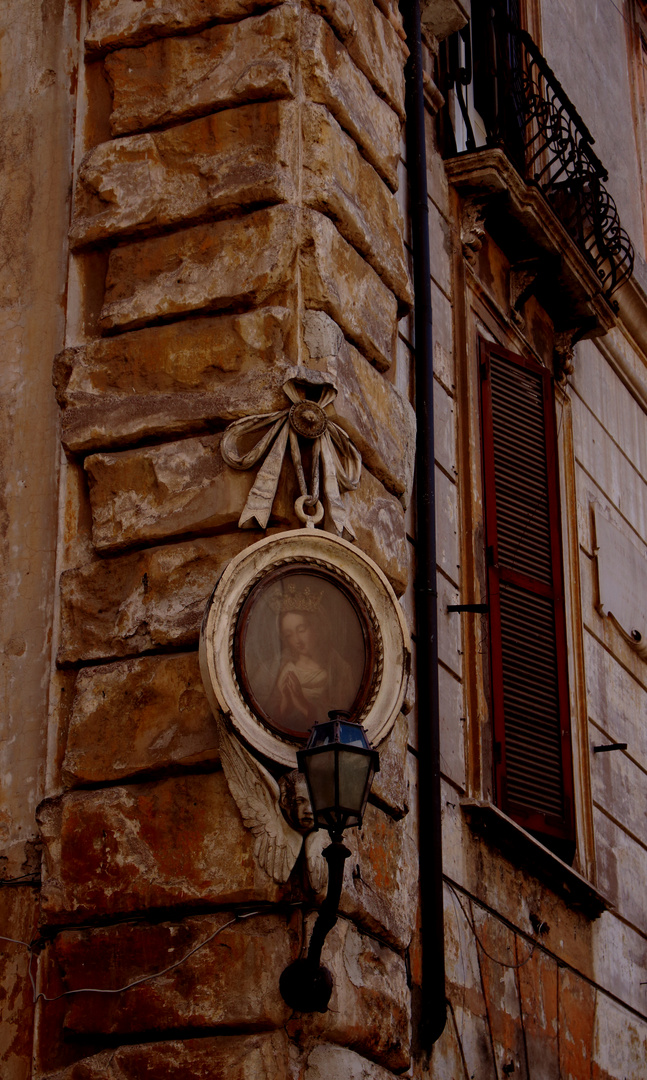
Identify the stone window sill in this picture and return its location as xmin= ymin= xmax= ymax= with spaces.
xmin=460 ymin=799 xmax=612 ymax=920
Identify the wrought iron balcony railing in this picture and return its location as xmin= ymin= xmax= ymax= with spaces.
xmin=438 ymin=7 xmax=634 ymax=301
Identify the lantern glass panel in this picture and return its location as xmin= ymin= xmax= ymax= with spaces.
xmin=305 ymin=751 xmax=336 ymax=814
xmin=338 ymin=725 xmax=368 ymax=747
xmin=337 ymin=749 xmax=373 ymax=816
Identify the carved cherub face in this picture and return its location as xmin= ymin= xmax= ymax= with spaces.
xmin=279 ymin=769 xmax=315 ymax=834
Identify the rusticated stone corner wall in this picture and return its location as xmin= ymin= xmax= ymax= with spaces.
xmin=36 ymin=1 xmax=422 ymax=1077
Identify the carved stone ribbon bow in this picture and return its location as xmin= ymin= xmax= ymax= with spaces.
xmin=221 ymin=367 xmax=361 ymax=538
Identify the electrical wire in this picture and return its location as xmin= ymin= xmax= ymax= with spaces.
xmin=0 ymin=908 xmax=275 ymax=1005
xmin=447 ymin=883 xmax=536 ymax=970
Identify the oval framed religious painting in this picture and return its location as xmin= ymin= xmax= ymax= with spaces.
xmin=200 ymin=530 xmax=410 ymax=768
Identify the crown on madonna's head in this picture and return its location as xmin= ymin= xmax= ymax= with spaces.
xmin=270 ymin=580 xmax=324 ymax=615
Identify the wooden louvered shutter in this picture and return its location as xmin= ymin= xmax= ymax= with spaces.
xmin=479 ymin=340 xmax=575 ymax=858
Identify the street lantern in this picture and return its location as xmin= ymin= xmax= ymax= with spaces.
xmin=297 ymin=710 xmax=380 ymax=842
xmin=279 ymin=710 xmax=380 ymax=1013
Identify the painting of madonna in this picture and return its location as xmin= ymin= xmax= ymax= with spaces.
xmin=237 ymin=570 xmax=369 ymax=739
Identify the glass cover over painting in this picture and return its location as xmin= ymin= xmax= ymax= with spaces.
xmin=235 ymin=567 xmax=373 ymax=740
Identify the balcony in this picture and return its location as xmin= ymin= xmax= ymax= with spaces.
xmin=437 ymin=5 xmax=634 ymax=325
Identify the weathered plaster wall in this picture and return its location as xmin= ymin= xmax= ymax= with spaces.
xmin=0 ymin=0 xmax=76 ymax=877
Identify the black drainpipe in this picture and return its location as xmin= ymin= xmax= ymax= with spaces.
xmin=403 ymin=0 xmax=447 ymax=1050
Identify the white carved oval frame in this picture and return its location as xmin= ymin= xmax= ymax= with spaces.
xmin=199 ymin=529 xmax=411 ymax=768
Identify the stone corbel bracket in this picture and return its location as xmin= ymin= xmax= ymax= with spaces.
xmin=460 ymin=197 xmax=488 ymax=266
xmin=221 ymin=366 xmax=362 ymax=538
xmin=509 ymin=257 xmax=544 ymax=326
xmin=553 ymin=330 xmax=576 ymax=382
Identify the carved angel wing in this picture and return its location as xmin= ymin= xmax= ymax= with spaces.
xmin=304 ymin=829 xmax=328 ymax=893
xmin=217 ymin=717 xmax=303 ymax=883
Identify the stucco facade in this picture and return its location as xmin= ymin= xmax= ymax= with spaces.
xmin=0 ymin=0 xmax=645 ymax=1077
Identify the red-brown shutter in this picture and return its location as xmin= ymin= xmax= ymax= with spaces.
xmin=479 ymin=339 xmax=575 ymax=858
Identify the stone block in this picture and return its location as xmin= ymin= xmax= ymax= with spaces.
xmin=584 ymin=631 xmax=647 ymax=765
xmin=86 ymin=0 xmax=282 ymax=53
xmin=54 ymin=307 xmax=295 ymax=454
xmin=594 ymin=909 xmax=647 ymax=1019
xmin=594 ymin=806 xmax=647 ymax=934
xmin=427 ymin=1012 xmax=472 ymax=1080
xmin=304 ymin=311 xmax=415 ymax=498
xmin=42 ymin=1031 xmax=289 ymax=1080
xmin=434 ymin=379 xmax=456 ymax=477
xmin=558 ymin=968 xmax=596 ymax=1080
xmin=311 ymin=0 xmax=407 ymax=119
xmin=302 ymin=104 xmax=412 ymax=308
xmin=517 ymin=936 xmax=559 ymax=1080
xmin=56 ymin=307 xmax=412 ymax=503
xmin=98 ymin=204 xmax=299 ymax=334
xmin=304 ymin=1043 xmax=396 ymax=1080
xmin=300 ymin=209 xmax=398 ymax=372
xmin=338 ymin=801 xmax=418 ymax=950
xmin=436 ymin=570 xmax=462 ymax=678
xmin=592 ymin=992 xmax=647 ymax=1080
xmin=38 ymin=771 xmax=284 ymax=924
xmin=287 ymin=916 xmax=410 ymax=1072
xmin=427 ymin=199 xmax=453 ymax=297
xmin=438 ymin=666 xmax=465 ymax=789
xmin=344 ymin=469 xmax=409 ymax=596
xmin=472 ymin=908 xmax=529 ymax=1079
xmin=0 ymin=888 xmax=38 ymax=1080
xmin=435 ymin=465 xmax=459 ymax=585
xmin=84 ymin=432 xmax=295 ymax=551
xmin=301 ymin=11 xmax=401 ymax=191
xmin=63 ymin=652 xmax=218 ymax=786
xmin=97 ymin=207 xmax=396 ymax=371
xmin=49 ymin=912 xmax=295 ymax=1033
xmin=83 ymin=430 xmax=407 ymax=591
xmin=71 ymin=101 xmax=298 ymax=248
xmin=106 ymin=5 xmax=296 ymax=135
xmin=370 ymin=711 xmax=410 ymax=819
xmin=57 ymin=532 xmax=252 ymax=664
xmin=590 ymin=728 xmax=647 ymax=849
